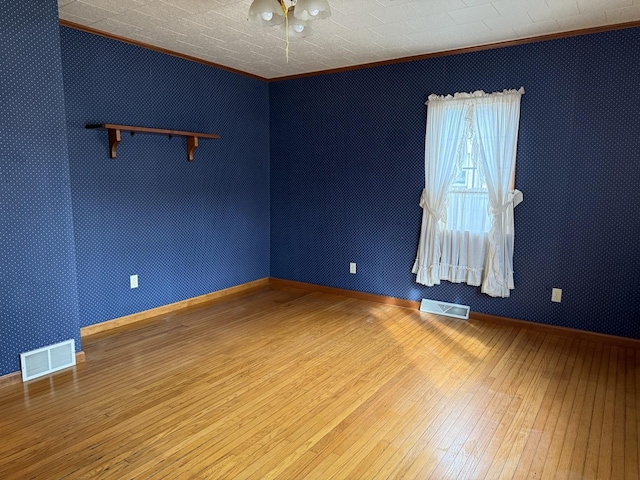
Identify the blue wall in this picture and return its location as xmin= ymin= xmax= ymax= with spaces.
xmin=270 ymin=27 xmax=640 ymax=339
xmin=0 ymin=0 xmax=81 ymax=375
xmin=1 ymin=5 xmax=638 ymax=379
xmin=60 ymin=28 xmax=270 ymax=328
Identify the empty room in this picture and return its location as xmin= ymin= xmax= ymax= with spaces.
xmin=1 ymin=0 xmax=639 ymax=478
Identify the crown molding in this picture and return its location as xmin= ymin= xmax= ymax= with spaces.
xmin=59 ymin=18 xmax=640 ymax=82
xmin=58 ymin=19 xmax=268 ymax=82
xmin=270 ymin=20 xmax=640 ymax=81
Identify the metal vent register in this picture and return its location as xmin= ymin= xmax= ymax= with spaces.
xmin=419 ymin=299 xmax=470 ymax=320
xmin=20 ymin=339 xmax=76 ymax=382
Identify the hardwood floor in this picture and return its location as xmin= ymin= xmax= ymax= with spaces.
xmin=1 ymin=286 xmax=638 ymax=479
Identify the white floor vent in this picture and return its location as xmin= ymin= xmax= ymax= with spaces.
xmin=20 ymin=339 xmax=76 ymax=382
xmin=420 ymin=299 xmax=470 ymax=320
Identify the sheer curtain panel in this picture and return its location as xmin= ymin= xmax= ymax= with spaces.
xmin=473 ymin=89 xmax=524 ymax=297
xmin=412 ymin=89 xmax=524 ymax=297
xmin=411 ymin=97 xmax=468 ymax=286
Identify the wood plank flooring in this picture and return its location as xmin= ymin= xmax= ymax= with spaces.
xmin=1 ymin=286 xmax=638 ymax=479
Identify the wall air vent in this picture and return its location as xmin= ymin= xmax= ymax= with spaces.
xmin=20 ymin=339 xmax=76 ymax=382
xmin=419 ymin=299 xmax=470 ymax=320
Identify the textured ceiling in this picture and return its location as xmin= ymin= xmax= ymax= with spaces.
xmin=58 ymin=0 xmax=640 ymax=79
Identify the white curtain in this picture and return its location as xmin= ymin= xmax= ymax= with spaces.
xmin=411 ymin=96 xmax=468 ymax=286
xmin=438 ymin=188 xmax=491 ymax=285
xmin=413 ymin=89 xmax=524 ymax=297
xmin=473 ymin=89 xmax=524 ymax=297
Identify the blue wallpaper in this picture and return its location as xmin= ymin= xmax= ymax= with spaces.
xmin=270 ymin=27 xmax=640 ymax=339
xmin=1 ymin=4 xmax=638 ymax=379
xmin=60 ymin=28 xmax=270 ymax=328
xmin=0 ymin=0 xmax=81 ymax=375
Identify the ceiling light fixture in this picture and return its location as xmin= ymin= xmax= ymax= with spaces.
xmin=248 ymin=0 xmax=331 ymax=60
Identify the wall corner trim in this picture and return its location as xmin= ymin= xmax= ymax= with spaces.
xmin=269 ymin=278 xmax=640 ymax=349
xmin=80 ymin=278 xmax=270 ymax=338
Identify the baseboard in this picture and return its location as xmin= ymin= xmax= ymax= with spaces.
xmin=0 ymin=351 xmax=86 ymax=389
xmin=0 ymin=372 xmax=22 ymax=388
xmin=269 ymin=278 xmax=640 ymax=349
xmin=468 ymin=312 xmax=640 ymax=349
xmin=81 ymin=278 xmax=270 ymax=338
xmin=269 ymin=278 xmax=421 ymax=309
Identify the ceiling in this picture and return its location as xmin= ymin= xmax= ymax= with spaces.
xmin=58 ymin=0 xmax=640 ymax=79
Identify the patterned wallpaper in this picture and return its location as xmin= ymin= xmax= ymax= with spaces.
xmin=0 ymin=0 xmax=81 ymax=375
xmin=270 ymin=27 xmax=640 ymax=339
xmin=60 ymin=28 xmax=271 ymax=328
xmin=1 ymin=3 xmax=638 ymax=378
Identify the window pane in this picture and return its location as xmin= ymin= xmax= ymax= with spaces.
xmin=452 ymin=170 xmax=467 ymax=187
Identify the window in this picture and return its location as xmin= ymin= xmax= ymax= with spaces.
xmin=412 ymin=89 xmax=524 ymax=297
xmin=446 ymin=131 xmax=490 ymax=235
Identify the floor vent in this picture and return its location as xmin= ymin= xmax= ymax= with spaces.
xmin=420 ymin=299 xmax=470 ymax=320
xmin=20 ymin=339 xmax=76 ymax=382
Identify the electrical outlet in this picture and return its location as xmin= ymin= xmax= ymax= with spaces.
xmin=551 ymin=288 xmax=562 ymax=303
xmin=350 ymin=262 xmax=356 ymax=274
xmin=130 ymin=274 xmax=138 ymax=289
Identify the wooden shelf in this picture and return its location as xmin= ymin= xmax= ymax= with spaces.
xmin=86 ymin=123 xmax=220 ymax=161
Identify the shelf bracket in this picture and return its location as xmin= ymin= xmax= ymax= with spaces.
xmin=108 ymin=127 xmax=121 ymax=159
xmin=186 ymin=136 xmax=198 ymax=162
